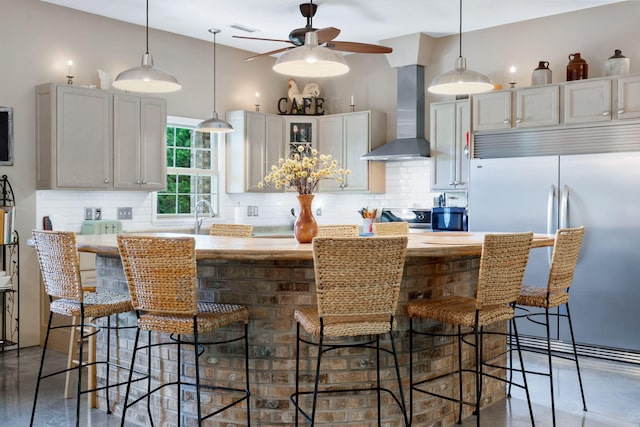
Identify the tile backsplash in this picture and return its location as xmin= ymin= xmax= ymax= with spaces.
xmin=36 ymin=160 xmax=465 ymax=233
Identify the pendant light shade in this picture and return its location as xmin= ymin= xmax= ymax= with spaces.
xmin=113 ymin=0 xmax=181 ymax=93
xmin=428 ymin=0 xmax=493 ymax=95
xmin=195 ymin=29 xmax=234 ymax=133
xmin=273 ymin=31 xmax=349 ymax=78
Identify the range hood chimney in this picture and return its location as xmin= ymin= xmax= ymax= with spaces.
xmin=362 ymin=64 xmax=429 ymax=161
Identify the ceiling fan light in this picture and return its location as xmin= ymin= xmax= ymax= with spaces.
xmin=273 ymin=32 xmax=349 ymax=78
xmin=113 ymin=53 xmax=182 ymax=93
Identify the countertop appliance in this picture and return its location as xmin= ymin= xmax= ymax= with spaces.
xmin=380 ymin=208 xmax=431 ymax=230
xmin=431 ymin=207 xmax=468 ymax=232
xmin=469 ymin=152 xmax=640 ymax=357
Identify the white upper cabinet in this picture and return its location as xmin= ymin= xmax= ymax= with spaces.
xmin=36 ymin=83 xmax=167 ymax=191
xmin=36 ymin=83 xmax=112 ymax=189
xmin=317 ymin=111 xmax=386 ymax=193
xmin=616 ymin=74 xmax=640 ymax=120
xmin=515 ymin=85 xmax=560 ymax=128
xmin=113 ymin=94 xmax=167 ymax=190
xmin=431 ymin=100 xmax=470 ymax=191
xmin=563 ymin=79 xmax=612 ymax=124
xmin=226 ymin=111 xmax=284 ymax=193
xmin=472 ymin=91 xmax=512 ymax=131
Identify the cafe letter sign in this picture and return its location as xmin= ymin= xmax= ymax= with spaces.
xmin=278 ymin=97 xmax=325 ymax=115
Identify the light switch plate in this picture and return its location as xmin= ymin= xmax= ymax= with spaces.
xmin=117 ymin=207 xmax=133 ymax=220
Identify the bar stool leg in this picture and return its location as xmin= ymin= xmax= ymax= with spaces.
xmin=88 ymin=322 xmax=97 ymax=409
xmin=295 ymin=323 xmax=301 ymax=427
xmin=31 ymin=312 xmax=54 ymax=426
xmin=311 ymin=334 xmax=325 ymax=426
xmin=121 ymin=327 xmax=140 ymax=427
xmin=566 ymin=304 xmax=587 ymax=411
xmin=511 ymin=313 xmax=535 ymax=426
xmin=545 ymin=307 xmax=556 ymax=427
xmin=376 ymin=336 xmax=381 ymax=426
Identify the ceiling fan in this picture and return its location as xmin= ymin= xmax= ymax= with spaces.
xmin=233 ymin=0 xmax=393 ymax=61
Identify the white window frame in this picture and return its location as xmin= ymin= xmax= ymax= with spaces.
xmin=152 ymin=115 xmax=220 ymax=225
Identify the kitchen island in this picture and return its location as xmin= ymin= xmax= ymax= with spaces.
xmin=77 ymin=232 xmax=553 ymax=426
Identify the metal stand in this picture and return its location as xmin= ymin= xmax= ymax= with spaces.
xmin=0 ymin=175 xmax=19 ymax=355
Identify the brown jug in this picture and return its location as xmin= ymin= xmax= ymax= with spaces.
xmin=567 ymin=53 xmax=588 ymax=81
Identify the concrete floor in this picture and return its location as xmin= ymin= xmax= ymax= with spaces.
xmin=1 ymin=346 xmax=639 ymax=426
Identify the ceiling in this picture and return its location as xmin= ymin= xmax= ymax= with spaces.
xmin=42 ymin=0 xmax=626 ymax=56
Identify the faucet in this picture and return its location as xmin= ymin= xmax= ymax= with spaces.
xmin=194 ymin=199 xmax=215 ymax=234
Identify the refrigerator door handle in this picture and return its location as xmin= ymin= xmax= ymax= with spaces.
xmin=547 ymin=184 xmax=557 ymax=265
xmin=560 ymin=184 xmax=570 ymax=228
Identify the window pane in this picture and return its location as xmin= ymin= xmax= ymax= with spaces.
xmin=177 ymin=195 xmax=191 ymax=214
xmin=195 ymin=149 xmax=211 ymax=169
xmin=175 ymin=128 xmax=192 ymax=147
xmin=194 ymin=132 xmax=211 ymax=149
xmin=166 ymin=147 xmax=175 ymax=167
xmin=166 ymin=128 xmax=175 ymax=146
xmin=197 ymin=175 xmax=212 ymax=194
xmin=165 ymin=174 xmax=177 ymax=193
xmin=157 ymin=194 xmax=176 ymax=214
xmin=177 ymin=174 xmax=192 ymax=193
xmin=175 ymin=149 xmax=191 ymax=168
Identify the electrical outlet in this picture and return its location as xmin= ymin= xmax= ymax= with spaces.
xmin=84 ymin=207 xmax=94 ymax=220
xmin=316 ymin=207 xmax=322 ymax=216
xmin=94 ymin=208 xmax=102 ymax=220
xmin=247 ymin=206 xmax=253 ymax=217
xmin=253 ymin=206 xmax=259 ymax=216
xmin=117 ymin=207 xmax=133 ymax=220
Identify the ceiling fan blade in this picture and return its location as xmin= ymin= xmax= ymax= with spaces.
xmin=315 ymin=27 xmax=340 ymax=44
xmin=233 ymin=35 xmax=295 ymax=45
xmin=326 ymin=41 xmax=393 ymax=54
xmin=244 ymin=47 xmax=293 ymax=62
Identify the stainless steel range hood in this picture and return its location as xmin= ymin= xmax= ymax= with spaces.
xmin=362 ymin=64 xmax=430 ymax=161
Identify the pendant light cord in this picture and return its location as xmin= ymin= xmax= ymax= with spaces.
xmin=213 ymin=30 xmax=217 ymax=113
xmin=145 ymin=0 xmax=149 ymax=54
xmin=458 ymin=0 xmax=462 ymax=58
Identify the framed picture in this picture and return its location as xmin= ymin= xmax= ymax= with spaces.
xmin=0 ymin=107 xmax=14 ymax=166
xmin=285 ymin=117 xmax=317 ymax=157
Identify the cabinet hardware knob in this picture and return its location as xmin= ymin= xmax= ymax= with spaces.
xmin=104 ymin=179 xmax=110 ymax=184
xmin=515 ymin=118 xmax=522 ymax=123
xmin=503 ymin=119 xmax=510 ymax=124
xmin=136 ymin=180 xmax=142 ymax=185
xmin=618 ymin=109 xmax=624 ymax=114
xmin=602 ymin=111 xmax=610 ymax=116
xmin=142 ymin=180 xmax=147 ymax=184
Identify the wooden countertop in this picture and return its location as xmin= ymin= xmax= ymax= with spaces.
xmin=73 ymin=231 xmax=555 ymax=261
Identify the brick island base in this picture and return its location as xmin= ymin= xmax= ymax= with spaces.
xmin=94 ymin=253 xmax=507 ymax=426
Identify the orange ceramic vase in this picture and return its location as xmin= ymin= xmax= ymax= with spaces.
xmin=294 ymin=194 xmax=318 ymax=243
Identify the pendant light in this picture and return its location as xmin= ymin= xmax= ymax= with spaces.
xmin=273 ymin=31 xmax=349 ymax=78
xmin=195 ymin=29 xmax=234 ymax=133
xmin=113 ymin=0 xmax=181 ymax=93
xmin=428 ymin=0 xmax=493 ymax=95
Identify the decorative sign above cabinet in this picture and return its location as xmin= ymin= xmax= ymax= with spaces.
xmin=277 ymin=79 xmax=325 ymax=115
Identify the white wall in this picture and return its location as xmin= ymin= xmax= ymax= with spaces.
xmin=4 ymin=0 xmax=640 ymax=346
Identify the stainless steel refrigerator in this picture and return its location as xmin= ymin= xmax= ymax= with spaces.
xmin=468 ymin=152 xmax=640 ymax=353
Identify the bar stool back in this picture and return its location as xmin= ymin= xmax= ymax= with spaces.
xmin=372 ymin=222 xmax=409 ymax=236
xmin=315 ymin=224 xmax=359 ymax=237
xmin=30 ymin=230 xmax=133 ymax=427
xmin=511 ymin=226 xmax=586 ymax=426
xmin=210 ymin=223 xmax=254 ymax=237
xmin=407 ymin=232 xmax=535 ymax=426
xmin=291 ymin=236 xmax=409 ymax=426
xmin=117 ymin=235 xmax=251 ymax=426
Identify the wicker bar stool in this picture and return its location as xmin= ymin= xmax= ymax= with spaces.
xmin=291 ymin=236 xmax=409 ymax=426
xmin=117 ymin=235 xmax=251 ymax=426
xmin=210 ymin=223 xmax=254 ymax=237
xmin=30 ymin=230 xmax=133 ymax=427
xmin=509 ymin=226 xmax=586 ymax=427
xmin=315 ymin=224 xmax=359 ymax=237
xmin=407 ymin=232 xmax=536 ymax=427
xmin=372 ymin=222 xmax=409 ymax=236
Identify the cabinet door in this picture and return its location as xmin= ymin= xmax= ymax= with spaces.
xmin=113 ymin=94 xmax=142 ymax=189
xmin=454 ymin=101 xmax=470 ymax=189
xmin=56 ymin=86 xmax=111 ymax=188
xmin=343 ymin=112 xmax=369 ymax=191
xmin=472 ymin=91 xmax=512 ymax=131
xmin=616 ymin=74 xmax=640 ymax=120
xmin=317 ymin=115 xmax=343 ymax=192
xmin=139 ymin=97 xmax=167 ymax=190
xmin=246 ymin=112 xmax=267 ymax=192
xmin=515 ymin=85 xmax=559 ymax=128
xmin=564 ymin=79 xmax=612 ymax=123
xmin=265 ymin=114 xmax=284 ymax=192
xmin=431 ymin=102 xmax=456 ymax=190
